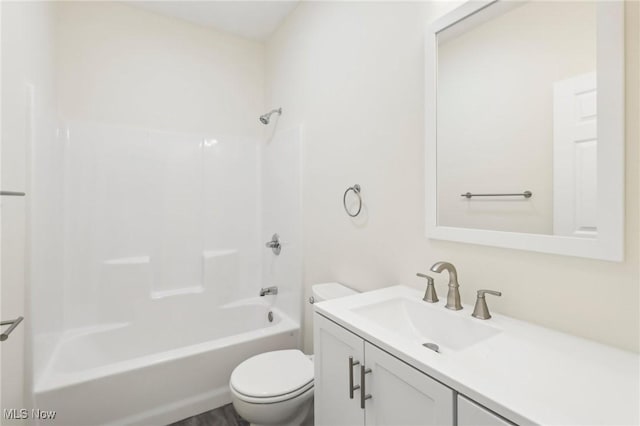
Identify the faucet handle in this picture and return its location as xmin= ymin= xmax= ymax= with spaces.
xmin=416 ymin=273 xmax=438 ymax=303
xmin=265 ymin=234 xmax=281 ymax=255
xmin=478 ymin=290 xmax=501 ymax=297
xmin=472 ymin=289 xmax=502 ymax=320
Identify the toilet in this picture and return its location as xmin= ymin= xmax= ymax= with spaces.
xmin=230 ymin=282 xmax=357 ymax=426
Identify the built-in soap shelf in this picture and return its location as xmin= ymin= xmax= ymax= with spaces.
xmin=151 ymin=286 xmax=203 ymax=299
xmin=203 ymin=249 xmax=237 ymax=258
xmin=100 ymin=249 xmax=239 ymax=303
xmin=103 ymin=256 xmax=150 ymax=266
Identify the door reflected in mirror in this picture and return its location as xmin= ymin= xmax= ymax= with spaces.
xmin=436 ymin=1 xmax=597 ymax=237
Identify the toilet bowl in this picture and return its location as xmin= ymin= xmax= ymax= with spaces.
xmin=230 ymin=349 xmax=314 ymax=426
xmin=230 ymin=283 xmax=357 ymax=426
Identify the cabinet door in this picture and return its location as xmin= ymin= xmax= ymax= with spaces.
xmin=458 ymin=395 xmax=515 ymax=426
xmin=363 ymin=342 xmax=455 ymax=426
xmin=314 ymin=313 xmax=365 ymax=426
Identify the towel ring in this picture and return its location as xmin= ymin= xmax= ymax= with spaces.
xmin=343 ymin=184 xmax=362 ymax=217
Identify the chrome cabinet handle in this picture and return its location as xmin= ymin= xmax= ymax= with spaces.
xmin=360 ymin=365 xmax=372 ymax=408
xmin=348 ymin=356 xmax=360 ymax=399
xmin=0 ymin=191 xmax=25 ymax=196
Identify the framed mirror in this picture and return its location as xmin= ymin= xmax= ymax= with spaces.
xmin=425 ymin=0 xmax=625 ymax=261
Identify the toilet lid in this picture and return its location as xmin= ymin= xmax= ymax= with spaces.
xmin=230 ymin=350 xmax=314 ymax=398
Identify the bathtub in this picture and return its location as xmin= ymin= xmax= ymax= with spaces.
xmin=33 ymin=298 xmax=299 ymax=425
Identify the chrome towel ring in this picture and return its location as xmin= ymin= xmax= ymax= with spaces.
xmin=343 ymin=184 xmax=362 ymax=217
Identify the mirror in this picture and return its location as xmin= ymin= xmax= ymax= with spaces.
xmin=425 ymin=1 xmax=624 ymax=260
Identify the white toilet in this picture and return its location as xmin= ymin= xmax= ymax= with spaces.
xmin=229 ymin=282 xmax=357 ymax=426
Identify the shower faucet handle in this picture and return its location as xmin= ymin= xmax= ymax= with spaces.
xmin=265 ymin=234 xmax=281 ymax=255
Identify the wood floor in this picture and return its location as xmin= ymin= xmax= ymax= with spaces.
xmin=168 ymin=404 xmax=249 ymax=426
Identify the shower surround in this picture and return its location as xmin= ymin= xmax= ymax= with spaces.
xmin=32 ymin=121 xmax=302 ymax=425
xmin=24 ymin=4 xmax=303 ymax=423
xmin=60 ymin=122 xmax=263 ymax=324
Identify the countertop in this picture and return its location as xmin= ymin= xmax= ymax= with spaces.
xmin=314 ymin=285 xmax=640 ymax=425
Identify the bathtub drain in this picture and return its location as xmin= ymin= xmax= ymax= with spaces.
xmin=268 ymin=311 xmax=274 ymax=322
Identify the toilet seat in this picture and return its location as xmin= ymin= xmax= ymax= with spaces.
xmin=230 ymin=350 xmax=314 ymax=404
xmin=231 ymin=381 xmax=314 ymax=404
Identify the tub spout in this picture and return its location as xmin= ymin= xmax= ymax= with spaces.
xmin=259 ymin=286 xmax=278 ymax=296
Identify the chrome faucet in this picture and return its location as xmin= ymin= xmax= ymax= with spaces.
xmin=259 ymin=286 xmax=278 ymax=296
xmin=430 ymin=261 xmax=462 ymax=310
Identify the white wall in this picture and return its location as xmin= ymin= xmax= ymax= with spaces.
xmin=55 ymin=2 xmax=265 ymax=137
xmin=265 ymin=1 xmax=640 ymax=354
xmin=437 ymin=1 xmax=596 ymax=234
xmin=1 ymin=0 xmax=58 ymax=414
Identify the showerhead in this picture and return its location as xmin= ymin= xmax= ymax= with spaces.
xmin=259 ymin=108 xmax=282 ymax=125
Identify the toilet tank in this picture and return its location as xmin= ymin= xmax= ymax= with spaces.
xmin=311 ymin=282 xmax=358 ymax=303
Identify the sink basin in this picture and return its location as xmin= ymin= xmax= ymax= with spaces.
xmin=351 ymin=296 xmax=500 ymax=352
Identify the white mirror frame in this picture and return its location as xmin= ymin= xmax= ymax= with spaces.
xmin=425 ymin=0 xmax=625 ymax=261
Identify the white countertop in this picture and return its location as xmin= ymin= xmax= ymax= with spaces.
xmin=314 ymin=285 xmax=640 ymax=426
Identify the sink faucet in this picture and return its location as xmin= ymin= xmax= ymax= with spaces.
xmin=259 ymin=286 xmax=278 ymax=296
xmin=430 ymin=261 xmax=462 ymax=310
xmin=416 ymin=273 xmax=438 ymax=303
xmin=472 ymin=289 xmax=502 ymax=320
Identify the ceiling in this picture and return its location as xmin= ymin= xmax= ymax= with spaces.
xmin=129 ymin=1 xmax=299 ymax=41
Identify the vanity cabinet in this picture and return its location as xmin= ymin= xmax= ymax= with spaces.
xmin=315 ymin=285 xmax=640 ymax=425
xmin=458 ymin=395 xmax=514 ymax=426
xmin=314 ymin=312 xmax=365 ymax=426
xmin=314 ymin=314 xmax=455 ymax=426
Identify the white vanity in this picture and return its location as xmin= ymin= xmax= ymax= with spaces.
xmin=313 ymin=286 xmax=639 ymax=425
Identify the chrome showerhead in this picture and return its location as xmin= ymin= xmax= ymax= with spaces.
xmin=259 ymin=108 xmax=282 ymax=125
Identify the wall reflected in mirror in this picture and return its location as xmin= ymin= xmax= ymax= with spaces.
xmin=436 ymin=1 xmax=597 ymax=237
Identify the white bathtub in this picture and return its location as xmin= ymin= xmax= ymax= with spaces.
xmin=33 ymin=299 xmax=299 ymax=425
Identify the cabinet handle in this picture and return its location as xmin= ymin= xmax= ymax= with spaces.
xmin=360 ymin=365 xmax=372 ymax=409
xmin=348 ymin=356 xmax=360 ymax=399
